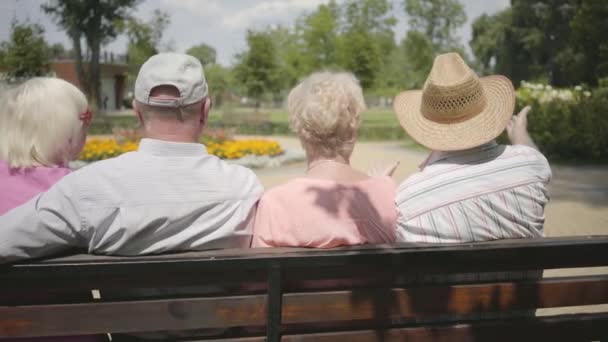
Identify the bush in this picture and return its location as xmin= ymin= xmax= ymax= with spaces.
xmin=516 ymin=82 xmax=608 ymax=162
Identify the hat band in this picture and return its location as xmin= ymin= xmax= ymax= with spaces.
xmin=421 ymin=91 xmax=487 ymax=124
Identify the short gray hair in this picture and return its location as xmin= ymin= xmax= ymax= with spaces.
xmin=288 ymin=72 xmax=366 ymax=157
xmin=135 ymin=100 xmax=202 ymax=122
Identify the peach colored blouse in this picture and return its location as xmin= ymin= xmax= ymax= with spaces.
xmin=252 ymin=176 xmax=398 ymax=248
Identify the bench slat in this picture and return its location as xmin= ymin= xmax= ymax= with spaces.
xmin=2 ymin=237 xmax=607 ymax=292
xmin=1 ymin=276 xmax=606 ymax=337
xmin=0 ymin=295 xmax=267 ymax=337
xmin=278 ymin=313 xmax=608 ymax=342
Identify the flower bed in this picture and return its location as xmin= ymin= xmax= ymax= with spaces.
xmin=79 ymin=138 xmax=284 ymax=162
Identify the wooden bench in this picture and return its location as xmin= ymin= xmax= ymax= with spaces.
xmin=1 ymin=236 xmax=607 ymax=341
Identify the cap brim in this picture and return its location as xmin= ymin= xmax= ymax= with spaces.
xmin=393 ymin=75 xmax=515 ymax=151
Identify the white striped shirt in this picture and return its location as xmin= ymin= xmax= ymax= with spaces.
xmin=396 ymin=142 xmax=552 ymax=243
xmin=0 ymin=139 xmax=263 ymax=263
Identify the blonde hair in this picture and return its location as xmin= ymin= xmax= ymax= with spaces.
xmin=287 ymin=72 xmax=366 ymax=158
xmin=0 ymin=77 xmax=88 ymax=168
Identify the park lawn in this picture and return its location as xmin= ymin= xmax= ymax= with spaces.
xmin=218 ymin=106 xmax=399 ymax=126
xmin=94 ymin=106 xmax=408 ymax=142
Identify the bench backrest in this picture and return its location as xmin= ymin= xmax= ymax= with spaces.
xmin=1 ymin=236 xmax=607 ymax=341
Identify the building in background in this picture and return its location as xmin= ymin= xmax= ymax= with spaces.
xmin=0 ymin=53 xmax=128 ymax=111
xmin=50 ymin=58 xmax=128 ymax=111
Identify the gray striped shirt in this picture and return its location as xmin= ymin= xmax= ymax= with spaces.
xmin=396 ymin=142 xmax=552 ymax=243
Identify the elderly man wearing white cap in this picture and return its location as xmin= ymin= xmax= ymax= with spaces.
xmin=393 ymin=52 xmax=552 ymax=243
xmin=0 ymin=53 xmax=263 ymax=263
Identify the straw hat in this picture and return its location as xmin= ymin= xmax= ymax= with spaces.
xmin=393 ymin=52 xmax=515 ymax=151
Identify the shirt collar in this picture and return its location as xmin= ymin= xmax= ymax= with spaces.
xmin=138 ymin=138 xmax=207 ymax=157
xmin=419 ymin=141 xmax=499 ymax=170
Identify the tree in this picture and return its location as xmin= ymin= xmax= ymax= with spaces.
xmin=42 ymin=0 xmax=139 ymax=109
xmin=204 ymin=63 xmax=232 ymax=107
xmin=403 ymin=0 xmax=466 ymax=53
xmin=400 ymin=31 xmax=435 ymax=88
xmin=186 ymin=43 xmax=216 ymax=66
xmin=0 ymin=21 xmax=50 ymax=78
xmin=124 ymin=9 xmax=170 ymax=79
xmin=468 ymin=0 xmax=608 ymax=87
xmin=299 ymin=0 xmax=340 ymax=72
xmin=49 ymin=43 xmax=70 ymax=60
xmin=567 ymin=0 xmax=608 ymax=86
xmin=470 ymin=9 xmax=511 ymax=75
xmin=338 ymin=0 xmax=396 ymax=89
xmin=234 ymin=30 xmax=281 ymax=108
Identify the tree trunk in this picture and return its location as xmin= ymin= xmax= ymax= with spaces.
xmin=71 ymin=31 xmax=91 ymax=99
xmin=89 ymin=40 xmax=101 ymax=111
xmin=87 ymin=0 xmax=102 ymax=112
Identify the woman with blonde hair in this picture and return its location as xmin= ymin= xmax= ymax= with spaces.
xmin=252 ymin=72 xmax=398 ymax=248
xmin=0 ymin=77 xmax=91 ymax=215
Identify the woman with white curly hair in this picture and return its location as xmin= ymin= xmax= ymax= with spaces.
xmin=252 ymin=72 xmax=398 ymax=248
xmin=0 ymin=77 xmax=91 ymax=215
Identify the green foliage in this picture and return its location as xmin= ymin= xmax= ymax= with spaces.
xmin=567 ymin=0 xmax=608 ymax=86
xmin=299 ymin=1 xmax=339 ymax=72
xmin=470 ymin=10 xmax=511 ymax=75
xmin=49 ymin=43 xmax=70 ymax=60
xmin=404 ymin=0 xmax=466 ymax=52
xmin=42 ymin=0 xmax=140 ymax=108
xmin=204 ymin=63 xmax=232 ymax=107
xmin=470 ymin=0 xmax=608 ymax=87
xmin=186 ymin=43 xmax=217 ymax=66
xmin=339 ymin=0 xmax=396 ymax=89
xmin=124 ymin=9 xmax=170 ymax=80
xmin=393 ymin=0 xmax=466 ymax=90
xmin=400 ymin=31 xmax=435 ymax=88
xmin=234 ymin=30 xmax=282 ymax=107
xmin=515 ymin=83 xmax=608 ymax=161
xmin=0 ymin=21 xmax=50 ymax=78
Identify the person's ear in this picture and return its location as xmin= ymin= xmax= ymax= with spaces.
xmin=133 ymin=100 xmax=145 ymax=126
xmin=200 ymin=97 xmax=211 ymax=127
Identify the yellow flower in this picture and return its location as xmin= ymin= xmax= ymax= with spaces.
xmin=79 ymin=138 xmax=284 ymax=162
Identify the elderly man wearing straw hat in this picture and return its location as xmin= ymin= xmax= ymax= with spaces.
xmin=393 ymin=52 xmax=551 ymax=243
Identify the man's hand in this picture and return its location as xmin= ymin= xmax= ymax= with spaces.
xmin=506 ymin=106 xmax=538 ymax=149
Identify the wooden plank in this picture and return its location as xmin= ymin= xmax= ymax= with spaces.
xmin=2 ymin=236 xmax=608 ymax=292
xmin=0 ymin=295 xmax=267 ymax=337
xmin=280 ymin=276 xmax=608 ymax=324
xmin=280 ymin=313 xmax=608 ymax=342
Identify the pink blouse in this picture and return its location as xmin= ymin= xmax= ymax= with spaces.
xmin=0 ymin=160 xmax=71 ymax=215
xmin=252 ymin=176 xmax=398 ymax=248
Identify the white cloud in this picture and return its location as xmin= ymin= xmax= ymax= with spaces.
xmin=222 ymin=0 xmax=328 ymax=29
xmin=159 ymin=0 xmax=224 ymax=18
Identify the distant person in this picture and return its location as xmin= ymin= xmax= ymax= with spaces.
xmin=252 ymin=72 xmax=397 ymax=248
xmin=103 ymin=95 xmax=109 ymax=110
xmin=0 ymin=53 xmax=263 ymax=263
xmin=0 ymin=77 xmax=91 ymax=215
xmin=393 ymin=52 xmax=551 ymax=243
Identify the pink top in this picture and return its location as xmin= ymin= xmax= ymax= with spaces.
xmin=0 ymin=160 xmax=71 ymax=215
xmin=252 ymin=176 xmax=398 ymax=248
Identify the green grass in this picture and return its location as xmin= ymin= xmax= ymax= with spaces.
xmin=91 ymin=106 xmax=408 ymax=141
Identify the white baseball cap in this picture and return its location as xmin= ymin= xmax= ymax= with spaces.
xmin=134 ymin=53 xmax=208 ymax=108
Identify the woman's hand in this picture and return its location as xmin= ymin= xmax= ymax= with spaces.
xmin=368 ymin=161 xmax=400 ymax=177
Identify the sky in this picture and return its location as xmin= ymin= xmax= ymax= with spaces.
xmin=0 ymin=0 xmax=510 ymax=66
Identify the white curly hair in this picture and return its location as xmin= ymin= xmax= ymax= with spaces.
xmin=287 ymin=71 xmax=366 ymax=158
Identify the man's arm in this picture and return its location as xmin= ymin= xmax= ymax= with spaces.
xmin=0 ymin=180 xmax=86 ymax=264
xmin=507 ymin=106 xmax=538 ymax=150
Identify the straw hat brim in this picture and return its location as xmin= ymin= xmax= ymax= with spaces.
xmin=393 ymin=75 xmax=515 ymax=151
